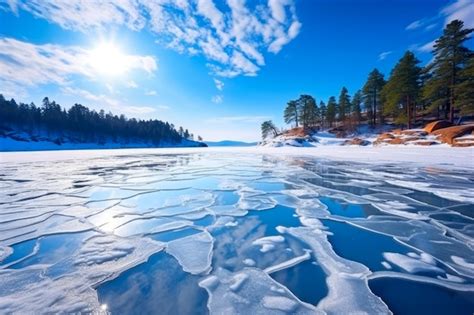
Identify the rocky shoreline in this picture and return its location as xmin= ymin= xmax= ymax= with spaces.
xmin=260 ymin=120 xmax=474 ymax=148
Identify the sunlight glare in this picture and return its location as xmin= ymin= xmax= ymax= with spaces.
xmin=89 ymin=42 xmax=128 ymax=76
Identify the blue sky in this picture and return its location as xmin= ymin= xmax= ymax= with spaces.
xmin=0 ymin=0 xmax=473 ymax=141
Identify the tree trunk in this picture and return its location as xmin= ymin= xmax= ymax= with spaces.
xmin=373 ymin=91 xmax=376 ymax=126
xmin=449 ymin=61 xmax=456 ymax=123
xmin=407 ymin=95 xmax=411 ymax=129
xmin=295 ymin=109 xmax=299 ymax=127
xmin=413 ymin=101 xmax=416 ymax=127
xmin=271 ymin=127 xmax=279 ymax=137
xmin=449 ymin=91 xmax=455 ymax=123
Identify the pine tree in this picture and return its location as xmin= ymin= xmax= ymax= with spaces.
xmin=455 ymin=55 xmax=474 ymax=116
xmin=314 ymin=104 xmax=321 ymax=128
xmin=298 ymin=95 xmax=317 ymax=128
xmin=284 ymin=100 xmax=299 ymax=127
xmin=362 ymin=69 xmax=386 ymax=126
xmin=423 ymin=19 xmax=473 ymax=122
xmin=351 ymin=90 xmax=362 ymax=124
xmin=319 ymin=101 xmax=327 ymax=129
xmin=326 ymin=96 xmax=337 ymax=127
xmin=382 ymin=51 xmax=421 ymax=128
xmin=0 ymin=95 xmax=189 ymax=145
xmin=337 ymin=87 xmax=351 ymax=124
xmin=261 ymin=120 xmax=279 ymax=139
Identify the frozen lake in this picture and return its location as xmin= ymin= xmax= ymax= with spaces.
xmin=0 ymin=149 xmax=473 ymax=314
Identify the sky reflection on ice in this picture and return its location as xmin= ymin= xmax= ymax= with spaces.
xmin=0 ymin=152 xmax=473 ymax=314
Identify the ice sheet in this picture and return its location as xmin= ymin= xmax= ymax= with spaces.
xmin=0 ymin=149 xmax=472 ymax=313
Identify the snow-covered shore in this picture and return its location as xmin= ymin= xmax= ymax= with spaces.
xmin=0 ymin=131 xmax=205 ymax=152
xmin=1 ymin=146 xmax=472 ymax=169
xmin=0 ymin=137 xmax=203 ymax=152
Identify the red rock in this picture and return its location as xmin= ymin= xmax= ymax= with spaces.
xmin=424 ymin=120 xmax=452 ymax=133
xmin=400 ymin=130 xmax=427 ymax=136
xmin=386 ymin=138 xmax=405 ymax=145
xmin=452 ymin=142 xmax=474 ymax=147
xmin=343 ymin=138 xmax=370 ymax=146
xmin=413 ymin=141 xmax=437 ymax=146
xmin=283 ymin=127 xmax=317 ymax=137
xmin=432 ymin=125 xmax=474 ymax=145
xmin=378 ymin=133 xmax=395 ymax=140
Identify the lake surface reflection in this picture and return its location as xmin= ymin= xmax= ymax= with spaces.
xmin=0 ymin=152 xmax=473 ymax=314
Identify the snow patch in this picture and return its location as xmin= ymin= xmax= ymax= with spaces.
xmin=166 ymin=231 xmax=213 ymax=274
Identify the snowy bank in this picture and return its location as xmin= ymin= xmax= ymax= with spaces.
xmin=0 ymin=131 xmax=206 ymax=152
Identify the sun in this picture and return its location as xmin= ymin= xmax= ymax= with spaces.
xmin=88 ymin=42 xmax=127 ymax=76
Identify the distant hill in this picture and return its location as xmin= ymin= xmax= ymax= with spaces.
xmin=205 ymin=140 xmax=257 ymax=147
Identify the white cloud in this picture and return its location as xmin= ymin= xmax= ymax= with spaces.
xmin=378 ymin=51 xmax=392 ymax=61
xmin=420 ymin=40 xmax=436 ymax=52
xmin=0 ymin=37 xmax=157 ymax=92
xmin=442 ymin=0 xmax=474 ymax=28
xmin=405 ymin=18 xmax=439 ymax=32
xmin=105 ymin=83 xmax=115 ymax=94
xmin=425 ymin=23 xmax=437 ymax=31
xmin=269 ymin=0 xmax=290 ymax=24
xmin=406 ymin=0 xmax=473 ymax=54
xmin=411 ymin=40 xmax=436 ymax=53
xmin=11 ymin=0 xmax=146 ymax=32
xmin=197 ymin=0 xmax=225 ymax=36
xmin=268 ymin=20 xmax=301 ymax=53
xmin=214 ymin=78 xmax=224 ymax=91
xmin=61 ymin=87 xmax=156 ymax=115
xmin=0 ymin=37 xmax=90 ymax=87
xmin=230 ymin=51 xmax=259 ymax=76
xmin=0 ymin=79 xmax=28 ymax=100
xmin=4 ymin=0 xmax=301 ymax=78
xmin=145 ymin=90 xmax=157 ymax=96
xmin=211 ymin=95 xmax=223 ymax=104
xmin=406 ymin=20 xmax=424 ymax=31
xmin=406 ymin=0 xmax=473 ymax=33
xmin=126 ymin=80 xmax=138 ymax=88
xmin=206 ymin=115 xmax=272 ymax=124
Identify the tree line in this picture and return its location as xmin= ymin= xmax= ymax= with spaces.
xmin=0 ymin=95 xmax=202 ymax=145
xmin=262 ymin=20 xmax=473 ymax=139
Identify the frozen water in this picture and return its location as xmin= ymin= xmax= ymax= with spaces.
xmin=0 ymin=150 xmax=473 ymax=314
xmin=166 ymin=231 xmax=214 ymax=275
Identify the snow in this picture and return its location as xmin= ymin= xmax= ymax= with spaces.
xmin=0 ymin=234 xmax=164 ymax=313
xmin=165 ymin=231 xmax=214 ymax=275
xmin=386 ymin=179 xmax=474 ymax=203
xmin=252 ymin=235 xmax=285 ymax=245
xmin=0 ymin=133 xmax=204 ymax=152
xmin=286 ymin=227 xmax=391 ymax=314
xmin=0 ymin=246 xmax=13 ymax=261
xmin=243 ymin=258 xmax=256 ymax=266
xmin=382 ymin=252 xmax=444 ymax=274
xmin=451 ymin=256 xmax=474 ymax=269
xmin=229 ymin=273 xmax=249 ymax=292
xmin=253 ymin=235 xmax=285 ymax=253
xmin=1 ymin=146 xmax=472 ymax=169
xmin=368 ymin=271 xmax=473 ymax=291
xmin=205 ymin=140 xmax=257 ymax=147
xmin=199 ymin=268 xmax=317 ymax=314
xmin=264 ymin=250 xmax=311 ymax=274
xmin=260 ymin=244 xmax=275 ymax=253
xmin=262 ymin=295 xmax=299 ymax=312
